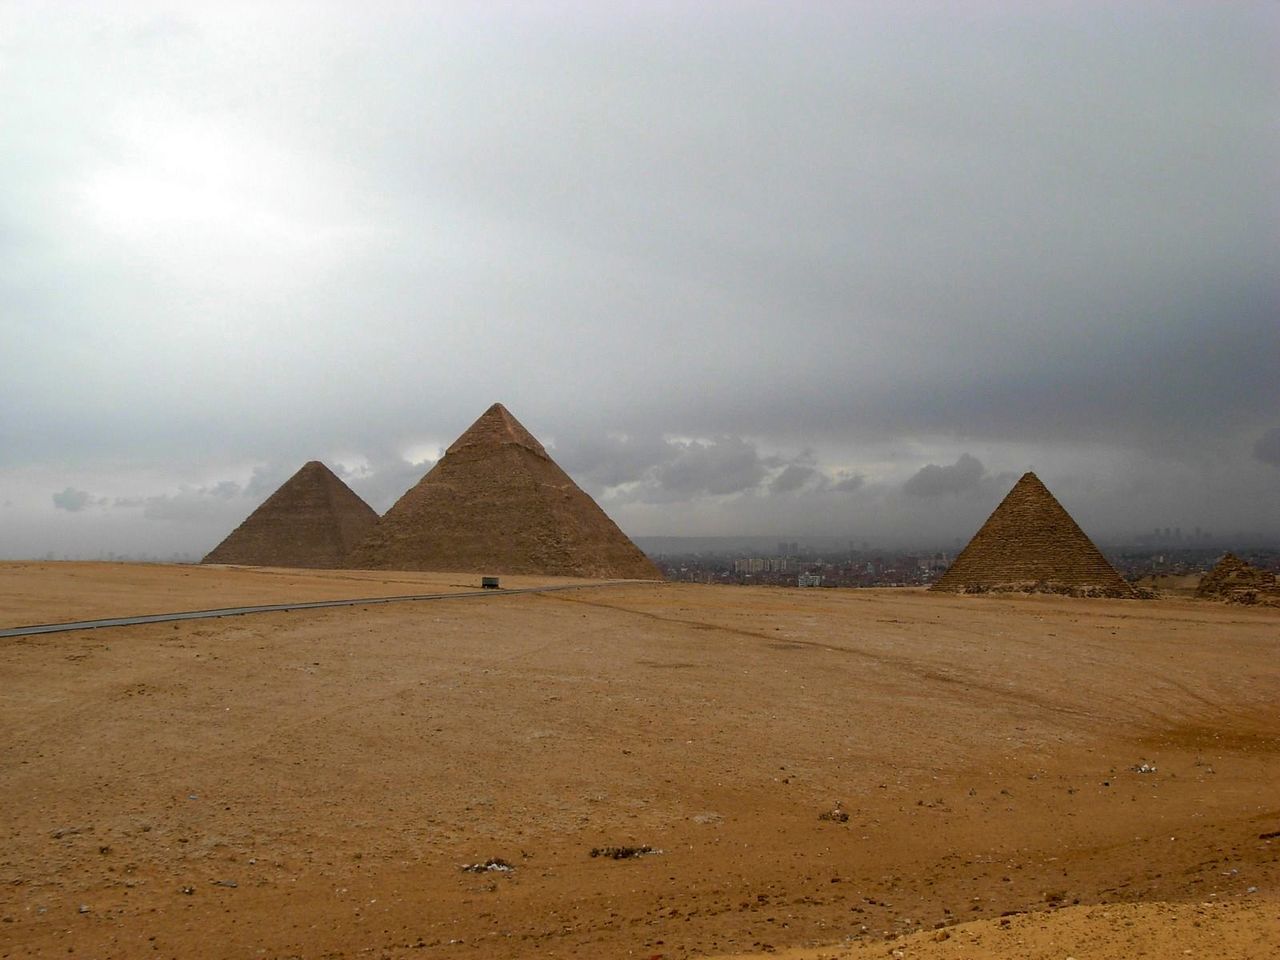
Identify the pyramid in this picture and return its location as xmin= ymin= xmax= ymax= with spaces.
xmin=348 ymin=403 xmax=662 ymax=579
xmin=1196 ymin=553 xmax=1280 ymax=606
xmin=931 ymin=472 xmax=1137 ymax=597
xmin=202 ymin=461 xmax=379 ymax=568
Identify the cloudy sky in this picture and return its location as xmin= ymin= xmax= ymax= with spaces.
xmin=2 ymin=1 xmax=1277 ymax=559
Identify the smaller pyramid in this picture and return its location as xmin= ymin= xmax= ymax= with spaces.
xmin=1196 ymin=554 xmax=1280 ymax=606
xmin=931 ymin=472 xmax=1136 ymax=598
xmin=349 ymin=403 xmax=662 ymax=579
xmin=202 ymin=461 xmax=379 ymax=569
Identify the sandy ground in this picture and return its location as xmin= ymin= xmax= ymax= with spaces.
xmin=0 ymin=564 xmax=1277 ymax=959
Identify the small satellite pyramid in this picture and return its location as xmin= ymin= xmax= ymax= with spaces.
xmin=1196 ymin=553 xmax=1279 ymax=605
xmin=931 ymin=472 xmax=1136 ymax=597
xmin=349 ymin=403 xmax=662 ymax=579
xmin=202 ymin=461 xmax=379 ymax=568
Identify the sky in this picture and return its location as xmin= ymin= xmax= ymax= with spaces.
xmin=1 ymin=1 xmax=1277 ymax=560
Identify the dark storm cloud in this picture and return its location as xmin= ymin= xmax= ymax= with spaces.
xmin=340 ymin=454 xmax=436 ymax=514
xmin=770 ymin=464 xmax=819 ymax=495
xmin=556 ymin=431 xmax=854 ymax=504
xmin=111 ymin=479 xmax=247 ymax=522
xmin=1254 ymin=428 xmax=1280 ymax=468
xmin=552 ymin=432 xmax=673 ymax=491
xmin=903 ymin=454 xmax=988 ymax=498
xmin=647 ymin=436 xmax=769 ymax=501
xmin=830 ymin=472 xmax=865 ymax=493
xmin=3 ymin=2 xmax=1278 ymax=557
xmin=243 ymin=464 xmax=293 ymax=500
xmin=52 ymin=487 xmax=104 ymax=512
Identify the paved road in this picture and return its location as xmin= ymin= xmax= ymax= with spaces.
xmin=0 ymin=581 xmax=640 ymax=639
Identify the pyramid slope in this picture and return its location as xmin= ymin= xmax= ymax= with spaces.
xmin=932 ymin=472 xmax=1136 ymax=597
xmin=202 ymin=461 xmax=379 ymax=569
xmin=349 ymin=404 xmax=662 ymax=579
xmin=1196 ymin=553 xmax=1280 ymax=605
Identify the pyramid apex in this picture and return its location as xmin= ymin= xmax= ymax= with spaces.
xmin=446 ymin=402 xmax=548 ymax=458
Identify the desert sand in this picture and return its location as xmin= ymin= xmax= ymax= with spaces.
xmin=1 ymin=563 xmax=1276 ymax=959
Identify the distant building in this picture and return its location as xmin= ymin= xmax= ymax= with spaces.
xmin=797 ymin=573 xmax=823 ymax=587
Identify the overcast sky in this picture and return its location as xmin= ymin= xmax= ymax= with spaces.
xmin=2 ymin=1 xmax=1277 ymax=559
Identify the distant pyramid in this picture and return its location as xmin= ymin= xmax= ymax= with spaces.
xmin=202 ymin=461 xmax=379 ymax=568
xmin=349 ymin=403 xmax=662 ymax=579
xmin=931 ymin=472 xmax=1136 ymax=597
xmin=1196 ymin=553 xmax=1279 ymax=606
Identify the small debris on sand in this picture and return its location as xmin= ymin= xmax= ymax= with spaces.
xmin=460 ymin=858 xmax=513 ymax=873
xmin=590 ymin=845 xmax=657 ymax=860
xmin=818 ymin=802 xmax=849 ymax=823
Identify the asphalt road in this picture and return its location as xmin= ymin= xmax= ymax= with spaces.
xmin=0 ymin=581 xmax=634 ymax=639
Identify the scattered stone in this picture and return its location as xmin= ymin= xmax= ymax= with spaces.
xmin=211 ymin=879 xmax=238 ymax=888
xmin=818 ymin=803 xmax=849 ymax=823
xmin=77 ymin=904 xmax=90 ymax=914
xmin=460 ymin=858 xmax=514 ymax=874
xmin=180 ymin=886 xmax=195 ymax=895
xmin=590 ymin=845 xmax=657 ymax=860
xmin=1132 ymin=762 xmax=1157 ymax=774
xmin=1259 ymin=831 xmax=1280 ymax=840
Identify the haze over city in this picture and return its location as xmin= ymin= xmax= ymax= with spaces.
xmin=2 ymin=2 xmax=1277 ymax=560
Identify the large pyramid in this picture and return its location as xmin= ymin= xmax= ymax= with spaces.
xmin=349 ymin=403 xmax=662 ymax=579
xmin=202 ymin=461 xmax=379 ymax=568
xmin=931 ymin=472 xmax=1136 ymax=597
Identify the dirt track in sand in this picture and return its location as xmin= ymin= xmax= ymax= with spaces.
xmin=0 ymin=563 xmax=1277 ymax=959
